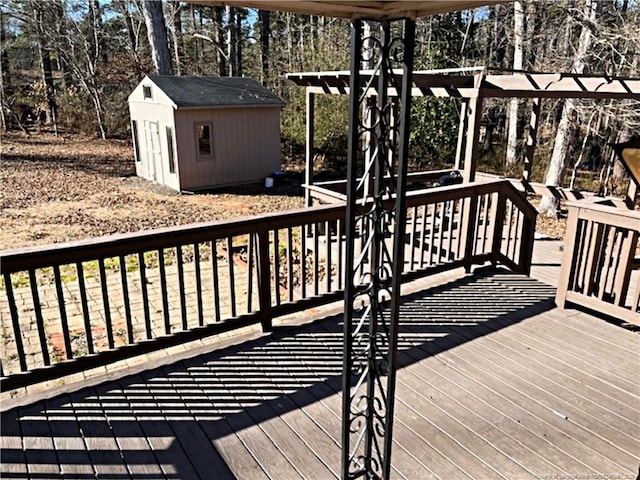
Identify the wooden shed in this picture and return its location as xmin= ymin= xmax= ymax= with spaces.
xmin=128 ymin=75 xmax=284 ymax=191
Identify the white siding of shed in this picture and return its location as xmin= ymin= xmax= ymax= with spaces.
xmin=174 ymin=107 xmax=281 ymax=190
xmin=128 ymin=81 xmax=180 ymax=191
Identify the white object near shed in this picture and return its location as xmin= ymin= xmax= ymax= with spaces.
xmin=128 ymin=75 xmax=284 ymax=191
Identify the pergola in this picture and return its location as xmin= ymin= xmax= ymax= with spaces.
xmin=286 ymin=68 xmax=640 ymax=201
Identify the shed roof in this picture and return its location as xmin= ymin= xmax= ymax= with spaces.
xmin=147 ymin=76 xmax=285 ymax=108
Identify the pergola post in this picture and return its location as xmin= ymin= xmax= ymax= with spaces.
xmin=523 ymin=97 xmax=540 ymax=186
xmin=462 ymin=95 xmax=484 ymax=182
xmin=305 ymin=90 xmax=315 ymax=207
xmin=341 ymin=18 xmax=416 ymax=480
xmin=454 ymin=99 xmax=468 ymax=170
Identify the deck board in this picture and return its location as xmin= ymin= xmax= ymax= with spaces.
xmin=19 ymin=402 xmax=63 ymax=478
xmin=1 ymin=240 xmax=639 ymax=479
xmin=48 ymin=395 xmax=95 ymax=478
xmin=0 ymin=409 xmax=28 ymax=476
xmin=69 ymin=389 xmax=132 ymax=479
xmin=103 ymin=389 xmax=168 ymax=479
xmin=118 ymin=374 xmax=203 ymax=479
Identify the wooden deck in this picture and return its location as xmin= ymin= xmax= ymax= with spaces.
xmin=1 ymin=240 xmax=639 ymax=479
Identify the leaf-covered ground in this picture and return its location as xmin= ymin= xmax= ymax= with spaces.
xmin=0 ymin=131 xmax=566 ymax=251
xmin=0 ymin=132 xmax=305 ymax=250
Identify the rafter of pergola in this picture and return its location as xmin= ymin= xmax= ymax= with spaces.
xmin=287 ymin=68 xmax=640 ymax=187
xmin=287 ymin=70 xmax=640 ymax=100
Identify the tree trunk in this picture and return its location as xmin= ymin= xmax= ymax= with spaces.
xmin=286 ymin=13 xmax=293 ymax=70
xmin=226 ymin=6 xmax=237 ymax=76
xmin=31 ymin=2 xmax=58 ymax=135
xmin=506 ymin=1 xmax=524 ymax=166
xmin=259 ymin=9 xmax=270 ymax=85
xmin=88 ymin=0 xmax=106 ymax=64
xmin=50 ymin=0 xmax=73 ymax=87
xmin=170 ymin=2 xmax=184 ymax=75
xmin=539 ymin=0 xmax=597 ymax=217
xmin=213 ymin=6 xmax=226 ymax=76
xmin=141 ymin=0 xmax=173 ymax=75
xmin=524 ymin=0 xmax=537 ymax=68
xmin=0 ymin=8 xmax=11 ymax=131
xmin=114 ymin=0 xmax=141 ymax=65
xmin=235 ymin=8 xmax=242 ymax=76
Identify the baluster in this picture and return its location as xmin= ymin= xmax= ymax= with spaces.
xmin=158 ymin=249 xmax=171 ymax=335
xmin=177 ymin=246 xmax=188 ymax=330
xmin=287 ymin=227 xmax=294 ymax=302
xmin=301 ymin=224 xmax=307 ymax=299
xmin=75 ymin=263 xmax=94 ymax=354
xmin=211 ymin=240 xmax=221 ymax=322
xmin=313 ymin=222 xmax=320 ymax=296
xmin=139 ymin=252 xmax=152 ymax=340
xmin=247 ymin=234 xmax=254 ymax=312
xmin=273 ymin=230 xmax=281 ymax=306
xmin=326 ymin=220 xmax=332 ymax=293
xmin=195 ymin=243 xmax=204 ymax=326
xmin=29 ymin=271 xmax=50 ymax=366
xmin=227 ymin=237 xmax=236 ymax=317
xmin=4 ymin=273 xmax=27 ymax=372
xmin=118 ymin=257 xmax=134 ymax=345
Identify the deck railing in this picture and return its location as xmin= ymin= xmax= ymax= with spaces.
xmin=0 ymin=180 xmax=535 ymax=390
xmin=556 ymin=201 xmax=640 ymax=324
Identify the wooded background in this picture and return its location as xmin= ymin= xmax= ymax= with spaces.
xmin=1 ymin=0 xmax=638 ymax=209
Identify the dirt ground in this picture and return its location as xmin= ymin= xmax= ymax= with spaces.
xmin=0 ymin=131 xmax=565 ymax=251
xmin=0 ymin=131 xmax=306 ymax=250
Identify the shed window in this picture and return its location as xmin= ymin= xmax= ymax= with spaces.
xmin=131 ymin=120 xmax=140 ymax=162
xmin=143 ymin=85 xmax=152 ymax=99
xmin=195 ymin=123 xmax=213 ymax=158
xmin=166 ymin=126 xmax=176 ymax=173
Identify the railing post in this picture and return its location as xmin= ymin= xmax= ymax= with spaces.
xmin=518 ymin=200 xmax=537 ymax=275
xmin=462 ymin=193 xmax=479 ymax=273
xmin=491 ymin=189 xmax=507 ymax=267
xmin=615 ymin=230 xmax=638 ymax=306
xmin=305 ymin=90 xmax=315 ymax=208
xmin=256 ymin=228 xmax=273 ymax=331
xmin=556 ymin=205 xmax=580 ymax=308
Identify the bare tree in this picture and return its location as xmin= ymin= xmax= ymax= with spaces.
xmin=31 ymin=0 xmax=58 ymax=135
xmin=259 ymin=9 xmax=270 ymax=84
xmin=213 ymin=6 xmax=226 ymax=76
xmin=140 ymin=0 xmax=172 ymax=75
xmin=113 ymin=0 xmax=143 ymax=67
xmin=505 ymin=0 xmax=524 ymax=166
xmin=538 ymin=0 xmax=597 ymax=217
xmin=0 ymin=7 xmax=12 ymax=131
xmin=51 ymin=0 xmax=108 ymax=138
xmin=226 ymin=6 xmax=240 ymax=76
xmin=168 ymin=1 xmax=184 ymax=75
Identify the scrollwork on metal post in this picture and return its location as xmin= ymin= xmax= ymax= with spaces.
xmin=341 ymin=17 xmax=416 ymax=480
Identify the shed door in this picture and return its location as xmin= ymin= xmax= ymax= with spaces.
xmin=146 ymin=121 xmax=162 ymax=183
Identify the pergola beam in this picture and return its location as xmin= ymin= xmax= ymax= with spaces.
xmin=286 ymin=71 xmax=640 ymax=100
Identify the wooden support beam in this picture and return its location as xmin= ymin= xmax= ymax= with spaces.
xmin=462 ymin=96 xmax=484 ymax=183
xmin=523 ymin=97 xmax=540 ymax=184
xmin=305 ymin=90 xmax=315 ymax=208
xmin=482 ymin=74 xmax=640 ymax=100
xmin=454 ymin=99 xmax=468 ymax=170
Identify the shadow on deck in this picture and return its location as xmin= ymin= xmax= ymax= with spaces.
xmin=3 ymin=268 xmax=638 ymax=479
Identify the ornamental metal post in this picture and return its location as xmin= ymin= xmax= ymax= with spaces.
xmin=341 ymin=18 xmax=416 ymax=480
